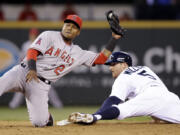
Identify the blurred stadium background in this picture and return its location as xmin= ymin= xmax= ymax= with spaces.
xmin=0 ymin=0 xmax=180 ymax=118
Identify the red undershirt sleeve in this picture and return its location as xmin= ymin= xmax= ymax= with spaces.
xmin=93 ymin=52 xmax=108 ymax=65
xmin=27 ymin=48 xmax=40 ymax=61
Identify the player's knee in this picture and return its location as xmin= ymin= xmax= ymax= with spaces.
xmin=31 ymin=113 xmax=53 ymax=127
xmin=31 ymin=114 xmax=49 ymax=127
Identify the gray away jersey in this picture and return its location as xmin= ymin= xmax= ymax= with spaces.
xmin=23 ymin=31 xmax=98 ymax=82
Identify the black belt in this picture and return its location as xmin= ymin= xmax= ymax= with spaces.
xmin=38 ymin=76 xmax=51 ymax=85
xmin=21 ymin=63 xmax=26 ymax=68
xmin=20 ymin=63 xmax=51 ymax=85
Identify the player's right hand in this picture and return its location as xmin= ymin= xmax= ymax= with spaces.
xmin=26 ymin=70 xmax=39 ymax=83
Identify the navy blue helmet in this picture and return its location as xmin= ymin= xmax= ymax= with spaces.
xmin=105 ymin=51 xmax=132 ymax=66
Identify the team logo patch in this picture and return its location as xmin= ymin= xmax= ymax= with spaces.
xmin=72 ymin=15 xmax=77 ymax=21
xmin=110 ymin=55 xmax=114 ymax=60
xmin=0 ymin=39 xmax=20 ymax=76
xmin=117 ymin=57 xmax=125 ymax=62
xmin=35 ymin=38 xmax=42 ymax=45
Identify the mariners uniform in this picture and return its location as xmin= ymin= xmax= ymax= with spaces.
xmin=68 ymin=51 xmax=180 ymax=124
xmin=111 ymin=66 xmax=180 ymax=123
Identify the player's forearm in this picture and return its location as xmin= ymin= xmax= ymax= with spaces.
xmin=93 ymin=37 xmax=119 ymax=65
xmin=93 ymin=51 xmax=109 ymax=65
xmin=27 ymin=59 xmax=37 ymax=71
xmin=94 ymin=96 xmax=121 ymax=115
xmin=101 ymin=48 xmax=112 ymax=58
xmin=94 ymin=106 xmax=120 ymax=120
xmin=104 ymin=36 xmax=119 ymax=53
xmin=93 ymin=96 xmax=121 ymax=121
xmin=27 ymin=49 xmax=39 ymax=71
xmin=26 ymin=49 xmax=40 ymax=82
xmin=101 ymin=35 xmax=121 ymax=58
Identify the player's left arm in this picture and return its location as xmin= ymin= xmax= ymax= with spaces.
xmin=93 ymin=33 xmax=121 ymax=65
xmin=26 ymin=48 xmax=40 ymax=83
xmin=26 ymin=31 xmax=50 ymax=82
xmin=94 ymin=96 xmax=122 ymax=115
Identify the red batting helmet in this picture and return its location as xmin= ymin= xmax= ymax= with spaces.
xmin=64 ymin=15 xmax=82 ymax=29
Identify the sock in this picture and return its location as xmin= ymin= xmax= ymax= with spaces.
xmin=96 ymin=106 xmax=120 ymax=120
xmin=94 ymin=96 xmax=121 ymax=115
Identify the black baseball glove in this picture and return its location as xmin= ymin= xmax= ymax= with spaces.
xmin=106 ymin=10 xmax=125 ymax=36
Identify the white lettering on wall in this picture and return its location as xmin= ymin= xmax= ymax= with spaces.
xmin=72 ymin=45 xmax=179 ymax=74
xmin=166 ymin=46 xmax=180 ymax=73
xmin=144 ymin=47 xmax=164 ymax=73
xmin=144 ymin=46 xmax=180 ymax=73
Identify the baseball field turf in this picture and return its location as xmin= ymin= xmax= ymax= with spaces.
xmin=0 ymin=106 xmax=180 ymax=135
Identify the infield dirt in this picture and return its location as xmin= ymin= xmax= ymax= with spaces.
xmin=0 ymin=121 xmax=180 ymax=135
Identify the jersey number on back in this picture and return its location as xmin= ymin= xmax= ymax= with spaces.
xmin=125 ymin=67 xmax=156 ymax=80
xmin=138 ymin=70 xmax=156 ymax=80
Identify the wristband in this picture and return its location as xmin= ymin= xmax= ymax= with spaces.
xmin=28 ymin=59 xmax=36 ymax=71
xmin=105 ymin=37 xmax=118 ymax=52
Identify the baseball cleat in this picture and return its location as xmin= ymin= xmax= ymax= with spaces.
xmin=68 ymin=112 xmax=94 ymax=124
xmin=46 ymin=113 xmax=53 ymax=126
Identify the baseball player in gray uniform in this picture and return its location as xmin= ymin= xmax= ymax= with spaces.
xmin=9 ymin=28 xmax=63 ymax=109
xmin=0 ymin=14 xmax=123 ymax=127
xmin=69 ymin=51 xmax=180 ymax=124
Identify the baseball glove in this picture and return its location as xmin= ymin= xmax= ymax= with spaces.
xmin=106 ymin=10 xmax=125 ymax=36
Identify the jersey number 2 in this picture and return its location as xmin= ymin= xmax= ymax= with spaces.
xmin=54 ymin=65 xmax=65 ymax=75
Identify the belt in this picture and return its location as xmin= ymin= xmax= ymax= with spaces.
xmin=38 ymin=76 xmax=51 ymax=85
xmin=21 ymin=63 xmax=26 ymax=68
xmin=20 ymin=63 xmax=51 ymax=85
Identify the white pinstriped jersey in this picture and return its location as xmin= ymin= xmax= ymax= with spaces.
xmin=23 ymin=31 xmax=98 ymax=82
xmin=110 ymin=66 xmax=169 ymax=101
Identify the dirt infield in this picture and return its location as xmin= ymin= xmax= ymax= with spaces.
xmin=0 ymin=121 xmax=180 ymax=135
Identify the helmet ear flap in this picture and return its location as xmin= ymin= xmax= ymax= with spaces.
xmin=125 ymin=56 xmax=132 ymax=66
